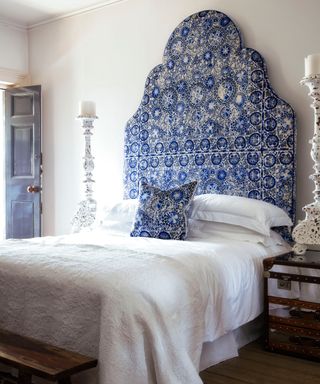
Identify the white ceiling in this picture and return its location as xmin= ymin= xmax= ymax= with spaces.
xmin=0 ymin=0 xmax=117 ymax=27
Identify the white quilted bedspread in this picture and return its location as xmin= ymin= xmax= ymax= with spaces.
xmin=0 ymin=231 xmax=289 ymax=384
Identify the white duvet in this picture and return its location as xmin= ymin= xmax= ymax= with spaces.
xmin=0 ymin=230 xmax=290 ymax=384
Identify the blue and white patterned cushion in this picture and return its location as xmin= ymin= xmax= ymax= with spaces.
xmin=130 ymin=181 xmax=197 ymax=240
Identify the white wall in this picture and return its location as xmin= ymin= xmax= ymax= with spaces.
xmin=28 ymin=0 xmax=320 ymax=235
xmin=0 ymin=22 xmax=28 ymax=78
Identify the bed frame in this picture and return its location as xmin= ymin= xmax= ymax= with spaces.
xmin=123 ymin=10 xmax=296 ymax=222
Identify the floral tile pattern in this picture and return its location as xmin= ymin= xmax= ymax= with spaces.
xmin=123 ymin=10 xmax=296 ymax=221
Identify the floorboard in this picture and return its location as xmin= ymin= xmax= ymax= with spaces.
xmin=200 ymin=341 xmax=320 ymax=384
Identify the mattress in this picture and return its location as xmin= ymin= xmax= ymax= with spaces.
xmin=0 ymin=230 xmax=291 ymax=384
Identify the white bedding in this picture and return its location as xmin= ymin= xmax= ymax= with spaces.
xmin=0 ymin=230 xmax=290 ymax=384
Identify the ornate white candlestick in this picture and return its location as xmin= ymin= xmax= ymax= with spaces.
xmin=71 ymin=113 xmax=98 ymax=232
xmin=293 ymin=74 xmax=320 ymax=254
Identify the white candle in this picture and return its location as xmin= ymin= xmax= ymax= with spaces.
xmin=79 ymin=100 xmax=96 ymax=117
xmin=305 ymin=53 xmax=320 ymax=77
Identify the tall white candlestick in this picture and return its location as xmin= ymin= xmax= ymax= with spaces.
xmin=305 ymin=53 xmax=320 ymax=77
xmin=79 ymin=100 xmax=96 ymax=117
xmin=71 ymin=115 xmax=98 ymax=232
xmin=292 ymin=75 xmax=320 ymax=254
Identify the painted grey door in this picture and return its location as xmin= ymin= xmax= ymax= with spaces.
xmin=5 ymin=85 xmax=41 ymax=239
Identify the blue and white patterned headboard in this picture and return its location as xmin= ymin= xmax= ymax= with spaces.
xmin=123 ymin=10 xmax=296 ymax=221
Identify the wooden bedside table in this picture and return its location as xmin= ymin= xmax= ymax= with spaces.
xmin=263 ymin=250 xmax=320 ymax=361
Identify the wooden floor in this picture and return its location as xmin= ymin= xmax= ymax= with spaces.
xmin=200 ymin=341 xmax=320 ymax=384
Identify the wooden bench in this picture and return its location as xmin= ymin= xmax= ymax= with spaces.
xmin=0 ymin=329 xmax=97 ymax=384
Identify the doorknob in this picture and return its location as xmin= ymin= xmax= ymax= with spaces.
xmin=27 ymin=185 xmax=41 ymax=193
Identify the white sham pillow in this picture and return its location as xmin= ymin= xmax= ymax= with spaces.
xmin=187 ymin=219 xmax=284 ymax=246
xmin=98 ymin=219 xmax=133 ymax=234
xmin=98 ymin=199 xmax=137 ymax=225
xmin=188 ymin=194 xmax=292 ymax=236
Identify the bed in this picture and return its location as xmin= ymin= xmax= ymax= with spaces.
xmin=0 ymin=10 xmax=295 ymax=384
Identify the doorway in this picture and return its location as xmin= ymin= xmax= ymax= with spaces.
xmin=5 ymin=86 xmax=42 ymax=239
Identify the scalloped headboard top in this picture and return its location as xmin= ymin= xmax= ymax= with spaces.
xmin=123 ymin=10 xmax=295 ymax=220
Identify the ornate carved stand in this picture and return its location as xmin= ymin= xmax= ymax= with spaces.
xmin=71 ymin=116 xmax=98 ymax=232
xmin=293 ymin=75 xmax=320 ymax=254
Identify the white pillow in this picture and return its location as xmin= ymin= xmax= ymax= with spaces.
xmin=99 ymin=199 xmax=137 ymax=224
xmin=188 ymin=194 xmax=292 ymax=236
xmin=98 ymin=219 xmax=133 ymax=234
xmin=187 ymin=219 xmax=284 ymax=246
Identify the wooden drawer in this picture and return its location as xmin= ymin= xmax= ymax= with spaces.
xmin=269 ymin=307 xmax=320 ymax=331
xmin=267 ymin=323 xmax=320 ymax=360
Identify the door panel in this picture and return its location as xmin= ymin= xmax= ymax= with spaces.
xmin=12 ymin=94 xmax=34 ymax=116
xmin=11 ymin=200 xmax=34 ymax=238
xmin=12 ymin=125 xmax=34 ymax=176
xmin=5 ymin=85 xmax=41 ymax=239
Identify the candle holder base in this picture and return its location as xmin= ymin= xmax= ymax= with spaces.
xmin=71 ymin=198 xmax=97 ymax=233
xmin=292 ymin=209 xmax=320 ymax=255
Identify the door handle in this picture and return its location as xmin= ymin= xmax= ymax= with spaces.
xmin=27 ymin=185 xmax=41 ymax=193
